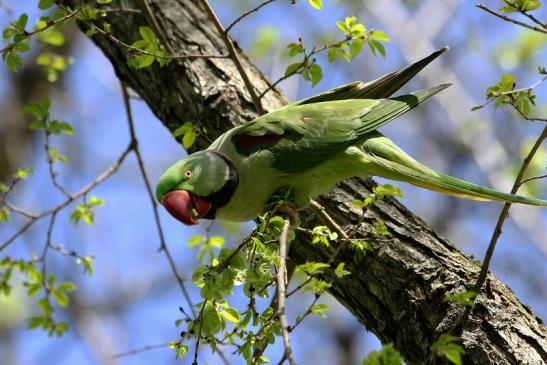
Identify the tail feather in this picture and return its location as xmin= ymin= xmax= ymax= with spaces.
xmin=370 ymin=156 xmax=547 ymax=206
xmin=361 ymin=134 xmax=547 ymax=207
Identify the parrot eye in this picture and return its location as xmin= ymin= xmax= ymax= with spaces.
xmin=185 ymin=170 xmax=193 ymax=179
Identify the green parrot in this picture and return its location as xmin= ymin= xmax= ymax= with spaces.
xmin=155 ymin=46 xmax=546 ymax=225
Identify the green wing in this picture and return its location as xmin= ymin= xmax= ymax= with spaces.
xmin=231 ymin=84 xmax=449 ymax=173
xmin=292 ymin=46 xmax=448 ymax=105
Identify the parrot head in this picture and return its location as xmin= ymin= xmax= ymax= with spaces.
xmin=155 ymin=151 xmax=238 ymax=225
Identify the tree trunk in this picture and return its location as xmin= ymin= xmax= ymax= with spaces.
xmin=58 ymin=0 xmax=547 ymax=363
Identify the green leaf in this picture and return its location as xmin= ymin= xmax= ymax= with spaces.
xmin=334 ymin=263 xmax=351 ymax=278
xmin=350 ymin=39 xmax=364 ymax=58
xmin=307 ymin=63 xmax=323 ymax=87
xmin=55 ymin=321 xmax=69 ymax=336
xmin=220 ymin=306 xmax=240 ymax=323
xmin=182 ymin=129 xmax=196 ymax=149
xmin=501 ymin=0 xmax=541 ymax=12
xmin=371 ymin=40 xmax=386 ymax=58
xmin=47 ymin=273 xmax=56 ymax=286
xmin=302 ymin=278 xmax=331 ymax=294
xmin=188 ymin=235 xmax=204 ymax=248
xmin=310 ymin=303 xmax=329 ymax=318
xmin=202 ymin=304 xmax=222 ymax=335
xmin=88 ymin=196 xmax=104 ymax=207
xmin=79 ymin=5 xmax=100 ymax=21
xmin=0 ymin=206 xmax=10 ymax=223
xmin=373 ymin=184 xmax=404 ymax=198
xmin=444 ymin=291 xmax=477 ymax=308
xmin=13 ymin=168 xmax=33 ymax=180
xmin=372 ymin=221 xmax=389 ymax=237
xmin=53 ymin=290 xmax=69 ymax=307
xmin=308 ymin=0 xmax=323 ymax=10
xmin=370 ymin=30 xmax=390 ymax=42
xmin=362 ymin=343 xmax=404 ymax=365
xmin=76 ymin=256 xmax=94 ymax=275
xmin=336 ymin=21 xmax=349 ymax=35
xmin=287 ymin=42 xmax=304 ymax=57
xmin=97 ymin=0 xmax=113 ymax=4
xmin=35 ymin=21 xmax=65 ymax=46
xmin=28 ymin=315 xmax=46 ymax=329
xmin=172 ymin=122 xmax=193 ymax=137
xmin=49 ymin=120 xmax=74 ymax=135
xmin=431 ymin=334 xmax=464 ymax=365
xmin=17 ymin=14 xmax=29 ymax=31
xmin=327 ymin=47 xmax=338 ymax=63
xmin=129 ymin=54 xmax=155 ymax=69
xmin=37 ymin=297 xmax=53 ymax=314
xmin=139 ymin=26 xmax=156 ymax=43
xmin=284 ymin=62 xmax=302 ymax=77
xmin=49 ymin=148 xmax=69 ymax=163
xmin=296 ymin=262 xmax=330 ymax=275
xmin=23 ymin=97 xmax=51 ymax=118
xmin=169 ymin=342 xmax=188 ymax=359
xmin=5 ymin=52 xmax=23 ymax=73
xmin=208 ymin=236 xmax=225 ymax=248
xmin=57 ymin=281 xmax=77 ymax=292
xmin=218 ymin=248 xmax=245 ymax=270
xmin=38 ymin=0 xmax=56 ymax=10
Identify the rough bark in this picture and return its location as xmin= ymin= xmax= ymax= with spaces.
xmin=58 ymin=1 xmax=547 ymax=363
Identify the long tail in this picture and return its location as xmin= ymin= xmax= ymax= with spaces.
xmin=360 ymin=133 xmax=547 ymax=207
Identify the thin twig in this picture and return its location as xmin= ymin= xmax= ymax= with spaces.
xmin=309 ymin=199 xmax=350 ymax=261
xmin=113 ymin=342 xmax=170 ymax=358
xmin=0 ymin=8 xmax=81 ymax=54
xmin=476 ymin=4 xmax=547 ymax=34
xmin=258 ymin=35 xmax=353 ymax=99
xmin=3 ymin=200 xmax=37 ymax=219
xmin=225 ymin=0 xmax=277 ymax=34
xmin=501 ymin=0 xmax=547 ymax=30
xmin=121 ymin=84 xmax=195 ymax=319
xmin=198 ymin=0 xmax=265 ymax=114
xmin=85 ymin=21 xmax=228 ymax=60
xmin=193 ymin=301 xmax=207 ymax=365
xmin=276 ymin=219 xmax=296 ymax=365
xmin=102 ymin=7 xmax=142 ymax=15
xmin=472 ymin=75 xmax=547 ymax=110
xmin=518 ymin=173 xmax=547 ymax=187
xmin=289 ymin=294 xmax=319 ymax=332
xmin=45 ymin=133 xmax=72 ymax=198
xmin=0 ymin=144 xmax=133 ymax=252
xmin=135 ymin=0 xmax=176 ymax=55
xmin=473 ymin=125 xmax=547 ymax=292
xmin=215 ymin=231 xmax=254 ymax=272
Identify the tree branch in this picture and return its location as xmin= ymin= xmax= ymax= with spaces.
xmin=276 ymin=219 xmax=296 ymax=365
xmin=476 ymin=4 xmax=547 ymax=34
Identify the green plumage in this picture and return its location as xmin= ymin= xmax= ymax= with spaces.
xmin=156 ymin=47 xmax=546 ymax=225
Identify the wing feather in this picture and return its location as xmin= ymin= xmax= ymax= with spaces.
xmin=231 ymin=85 xmax=450 ymax=173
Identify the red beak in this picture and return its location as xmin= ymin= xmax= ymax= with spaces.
xmin=160 ymin=190 xmax=211 ymax=225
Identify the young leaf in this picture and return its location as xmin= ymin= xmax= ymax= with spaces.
xmin=362 ymin=343 xmax=404 ymax=365
xmin=444 ymin=291 xmax=477 ymax=308
xmin=38 ymin=0 xmax=55 ymax=10
xmin=308 ymin=0 xmax=323 ymax=10
xmin=431 ymin=334 xmax=465 ymax=365
xmin=334 ymin=262 xmax=351 ymax=278
xmin=284 ymin=62 xmax=302 ymax=77
xmin=310 ymin=303 xmax=329 ymax=318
